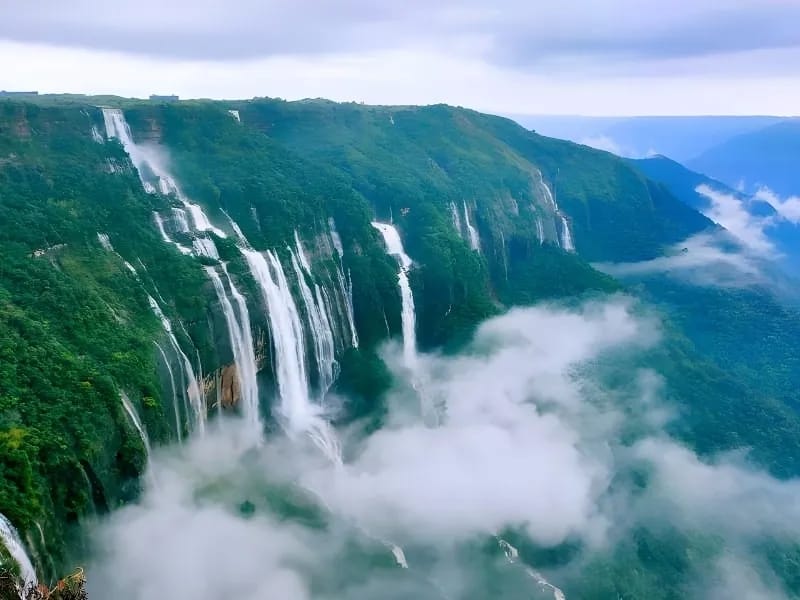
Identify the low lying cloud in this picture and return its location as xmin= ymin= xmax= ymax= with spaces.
xmin=86 ymin=297 xmax=800 ymax=598
xmin=755 ymin=186 xmax=800 ymax=224
xmin=594 ymin=232 xmax=764 ymax=287
xmin=695 ymin=184 xmax=776 ymax=256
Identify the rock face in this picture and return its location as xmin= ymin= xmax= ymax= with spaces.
xmin=219 ymin=364 xmax=241 ymax=409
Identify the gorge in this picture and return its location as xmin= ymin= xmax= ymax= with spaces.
xmin=2 ymin=96 xmax=800 ymax=599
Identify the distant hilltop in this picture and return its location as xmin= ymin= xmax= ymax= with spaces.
xmin=0 ymin=90 xmax=38 ymax=96
xmin=149 ymin=94 xmax=179 ymax=102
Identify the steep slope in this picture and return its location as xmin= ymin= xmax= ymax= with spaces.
xmin=689 ymin=119 xmax=800 ymax=196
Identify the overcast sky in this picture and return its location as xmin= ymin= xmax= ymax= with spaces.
xmin=2 ymin=0 xmax=800 ymax=116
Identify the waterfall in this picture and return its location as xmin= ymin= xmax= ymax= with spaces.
xmin=153 ymin=212 xmax=192 ymax=255
xmin=0 ymin=514 xmax=37 ymax=591
xmin=328 ymin=267 xmax=359 ymax=350
xmin=559 ymin=216 xmax=575 ymax=252
xmin=290 ymin=246 xmax=337 ymax=397
xmin=497 ymin=538 xmax=566 ymax=600
xmin=450 ymin=201 xmax=463 ymax=237
xmin=294 ymin=231 xmax=312 ymax=275
xmin=463 ymin=201 xmax=480 ymax=251
xmin=227 ymin=109 xmax=241 ymax=122
xmin=171 ymin=207 xmax=190 ymax=233
xmin=97 ymin=232 xmax=113 ymax=252
xmin=120 ymin=392 xmax=151 ymax=458
xmin=371 ymin=222 xmax=417 ymax=369
xmin=536 ymin=217 xmax=545 ymax=245
xmin=147 ymin=296 xmax=205 ymax=436
xmin=205 ymin=265 xmax=261 ymax=433
xmin=242 ymin=248 xmax=341 ymax=463
xmin=192 ymin=237 xmax=219 ymax=260
xmin=102 ymin=108 xmax=226 ymax=239
xmin=155 ymin=342 xmax=182 ymax=443
xmin=328 ymin=218 xmax=344 ymax=258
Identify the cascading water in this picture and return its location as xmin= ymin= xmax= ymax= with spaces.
xmin=102 ymin=108 xmax=226 ymax=239
xmin=450 ymin=201 xmax=463 ymax=237
xmin=147 ymin=296 xmax=205 ymax=436
xmin=242 ymin=248 xmax=341 ymax=464
xmin=498 ymin=538 xmax=566 ymax=600
xmin=0 ymin=513 xmax=37 ymax=592
xmin=205 ymin=265 xmax=261 ymax=435
xmin=371 ymin=222 xmax=417 ymax=369
xmin=328 ymin=218 xmax=344 ymax=258
xmin=155 ymin=342 xmax=182 ymax=443
xmin=290 ymin=244 xmax=337 ymax=397
xmin=536 ymin=217 xmax=545 ymax=245
xmin=120 ymin=392 xmax=151 ymax=458
xmin=97 ymin=232 xmax=113 ymax=252
xmin=153 ymin=212 xmax=192 ymax=255
xmin=463 ymin=201 xmax=481 ymax=251
xmin=559 ymin=216 xmax=575 ymax=252
xmin=171 ymin=207 xmax=191 ymax=233
xmin=192 ymin=237 xmax=220 ymax=260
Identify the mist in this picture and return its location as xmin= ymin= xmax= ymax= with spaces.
xmin=86 ymin=297 xmax=798 ymax=598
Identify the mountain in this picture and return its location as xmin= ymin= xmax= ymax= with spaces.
xmin=688 ymin=119 xmax=800 ymax=196
xmin=509 ymin=115 xmax=785 ymax=161
xmin=1 ymin=96 xmax=800 ymax=599
xmin=634 ymin=154 xmax=800 ymax=275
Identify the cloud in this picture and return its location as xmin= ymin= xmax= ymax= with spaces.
xmin=755 ymin=186 xmax=800 ymax=224
xmin=593 ymin=232 xmax=764 ymax=287
xmin=695 ymin=184 xmax=776 ymax=255
xmin=633 ymin=438 xmax=800 ymax=540
xmin=1 ymin=1 xmax=800 ymax=76
xmin=578 ymin=135 xmax=625 ymax=155
xmin=86 ymin=297 xmax=800 ymax=598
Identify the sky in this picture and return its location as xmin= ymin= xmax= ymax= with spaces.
xmin=2 ymin=0 xmax=800 ymax=115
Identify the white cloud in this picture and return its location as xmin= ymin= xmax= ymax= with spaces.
xmin=578 ymin=135 xmax=625 ymax=155
xmin=755 ymin=186 xmax=800 ymax=224
xmin=2 ymin=40 xmax=800 ymax=116
xmin=593 ymin=232 xmax=764 ymax=287
xmin=695 ymin=184 xmax=776 ymax=255
xmin=86 ymin=297 xmax=800 ymax=598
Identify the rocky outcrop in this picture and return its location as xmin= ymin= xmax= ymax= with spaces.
xmin=219 ymin=364 xmax=241 ymax=409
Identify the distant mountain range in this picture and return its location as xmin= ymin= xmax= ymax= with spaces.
xmin=633 ymin=155 xmax=800 ymax=276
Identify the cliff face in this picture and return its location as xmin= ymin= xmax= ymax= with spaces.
xmin=0 ymin=96 xmax=719 ymax=580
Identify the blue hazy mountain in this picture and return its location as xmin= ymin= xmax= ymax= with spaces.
xmin=688 ymin=119 xmax=800 ymax=196
xmin=634 ymin=155 xmax=800 ymax=276
xmin=508 ymin=115 xmax=785 ymax=162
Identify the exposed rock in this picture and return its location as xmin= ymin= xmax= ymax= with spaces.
xmin=219 ymin=364 xmax=241 ymax=409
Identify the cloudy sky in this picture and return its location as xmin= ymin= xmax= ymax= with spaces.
xmin=2 ymin=0 xmax=800 ymax=115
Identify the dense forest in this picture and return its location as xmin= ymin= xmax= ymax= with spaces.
xmin=1 ymin=96 xmax=799 ymax=598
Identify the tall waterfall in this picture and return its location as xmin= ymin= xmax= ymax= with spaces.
xmin=205 ymin=265 xmax=261 ymax=434
xmin=102 ymin=108 xmax=226 ymax=245
xmin=371 ymin=222 xmax=417 ymax=369
xmin=559 ymin=216 xmax=575 ymax=252
xmin=463 ymin=201 xmax=481 ymax=251
xmin=120 ymin=392 xmax=151 ymax=458
xmin=290 ymin=242 xmax=337 ymax=397
xmin=242 ymin=248 xmax=341 ymax=463
xmin=328 ymin=218 xmax=344 ymax=258
xmin=450 ymin=201 xmax=463 ymax=237
xmin=0 ymin=513 xmax=37 ymax=591
xmin=536 ymin=217 xmax=545 ymax=245
xmin=148 ymin=296 xmax=205 ymax=436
